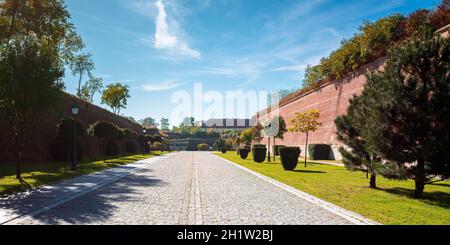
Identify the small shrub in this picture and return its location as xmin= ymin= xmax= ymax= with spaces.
xmin=273 ymin=145 xmax=286 ymax=156
xmin=252 ymin=144 xmax=267 ymax=163
xmin=308 ymin=144 xmax=332 ymax=160
xmin=198 ymin=143 xmax=209 ymax=151
xmin=153 ymin=142 xmax=163 ymax=152
xmin=221 ymin=148 xmax=227 ymax=154
xmin=279 ymin=147 xmax=301 ymax=170
xmin=239 ymin=148 xmax=250 ymax=159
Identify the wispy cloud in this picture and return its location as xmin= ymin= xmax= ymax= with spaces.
xmin=142 ymin=80 xmax=182 ymax=92
xmin=154 ymin=0 xmax=201 ymax=59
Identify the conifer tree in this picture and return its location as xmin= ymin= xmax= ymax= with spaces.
xmin=361 ymin=30 xmax=450 ymax=197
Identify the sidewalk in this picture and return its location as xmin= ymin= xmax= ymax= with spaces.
xmin=0 ymin=153 xmax=175 ymax=225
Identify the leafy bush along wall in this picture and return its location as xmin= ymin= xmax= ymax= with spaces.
xmin=0 ymin=93 xmax=143 ymax=164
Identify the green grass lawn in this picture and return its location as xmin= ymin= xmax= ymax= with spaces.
xmin=0 ymin=153 xmax=161 ymax=196
xmin=215 ymin=152 xmax=450 ymax=225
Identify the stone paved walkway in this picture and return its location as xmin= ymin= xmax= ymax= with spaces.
xmin=0 ymin=152 xmax=377 ymax=225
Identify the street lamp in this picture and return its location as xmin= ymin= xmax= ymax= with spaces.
xmin=71 ymin=101 xmax=79 ymax=171
xmin=142 ymin=128 xmax=147 ymax=154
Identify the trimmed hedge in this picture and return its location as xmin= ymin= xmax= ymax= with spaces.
xmin=273 ymin=145 xmax=286 ymax=156
xmin=279 ymin=147 xmax=301 ymax=170
xmin=252 ymin=144 xmax=267 ymax=163
xmin=308 ymin=144 xmax=332 ymax=160
xmin=239 ymin=148 xmax=250 ymax=159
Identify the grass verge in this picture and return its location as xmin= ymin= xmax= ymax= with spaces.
xmin=0 ymin=153 xmax=161 ymax=196
xmin=215 ymin=152 xmax=450 ymax=225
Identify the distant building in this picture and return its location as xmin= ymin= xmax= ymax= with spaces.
xmin=199 ymin=118 xmax=254 ymax=133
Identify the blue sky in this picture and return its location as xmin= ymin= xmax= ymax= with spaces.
xmin=64 ymin=0 xmax=440 ymax=127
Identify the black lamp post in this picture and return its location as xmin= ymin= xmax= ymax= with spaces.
xmin=71 ymin=102 xmax=79 ymax=170
xmin=142 ymin=129 xmax=147 ymax=154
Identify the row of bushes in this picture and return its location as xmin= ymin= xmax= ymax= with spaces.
xmin=303 ymin=2 xmax=449 ymax=88
xmin=230 ymin=144 xmax=333 ymax=171
xmin=55 ymin=118 xmax=160 ymax=162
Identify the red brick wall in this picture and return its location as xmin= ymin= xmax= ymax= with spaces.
xmin=0 ymin=93 xmax=143 ymax=164
xmin=257 ymin=58 xmax=386 ymax=159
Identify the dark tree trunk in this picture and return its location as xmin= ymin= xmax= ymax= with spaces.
xmin=415 ymin=159 xmax=426 ymax=198
xmin=304 ymin=132 xmax=309 ymax=167
xmin=369 ymin=174 xmax=377 ymax=189
xmin=273 ymin=137 xmax=276 ymax=161
xmin=267 ymin=137 xmax=271 ymax=162
xmin=15 ymin=151 xmax=22 ymax=180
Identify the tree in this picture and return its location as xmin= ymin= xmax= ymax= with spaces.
xmin=87 ymin=121 xmax=120 ymax=162
xmin=214 ymin=137 xmax=226 ymax=150
xmin=271 ymin=116 xmax=288 ymax=160
xmin=240 ymin=128 xmax=253 ymax=146
xmin=0 ymin=0 xmax=84 ymax=62
xmin=335 ymin=97 xmax=388 ymax=188
xmin=0 ymin=37 xmax=64 ymax=179
xmin=0 ymin=0 xmax=86 ymax=179
xmin=181 ymin=117 xmax=195 ymax=127
xmin=140 ymin=117 xmax=159 ymax=127
xmin=289 ymin=109 xmax=322 ymax=167
xmin=360 ymin=31 xmax=450 ymax=197
xmin=70 ymin=53 xmax=94 ymax=98
xmin=160 ymin=118 xmax=170 ymax=130
xmin=80 ymin=75 xmax=103 ymax=103
xmin=101 ymin=83 xmax=130 ymax=114
xmin=251 ymin=122 xmax=264 ymax=144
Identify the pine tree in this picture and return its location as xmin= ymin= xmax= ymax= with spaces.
xmin=335 ymin=96 xmax=382 ymax=188
xmin=362 ymin=30 xmax=450 ymax=197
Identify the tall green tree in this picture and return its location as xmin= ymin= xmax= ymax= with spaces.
xmin=140 ymin=117 xmax=159 ymax=127
xmin=70 ymin=53 xmax=94 ymax=97
xmin=160 ymin=118 xmax=170 ymax=130
xmin=362 ymin=31 xmax=450 ymax=197
xmin=335 ymin=97 xmax=384 ymax=188
xmin=0 ymin=37 xmax=64 ymax=179
xmin=0 ymin=0 xmax=84 ymax=61
xmin=101 ymin=83 xmax=130 ymax=115
xmin=80 ymin=75 xmax=103 ymax=103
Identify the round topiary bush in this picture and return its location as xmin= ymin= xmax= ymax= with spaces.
xmin=252 ymin=145 xmax=267 ymax=163
xmin=198 ymin=143 xmax=209 ymax=151
xmin=221 ymin=148 xmax=227 ymax=153
xmin=239 ymin=148 xmax=250 ymax=159
xmin=279 ymin=147 xmax=301 ymax=170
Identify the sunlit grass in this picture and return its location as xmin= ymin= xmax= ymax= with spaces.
xmin=0 ymin=153 xmax=160 ymax=195
xmin=215 ymin=152 xmax=450 ymax=225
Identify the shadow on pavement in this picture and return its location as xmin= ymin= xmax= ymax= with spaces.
xmin=1 ymin=169 xmax=167 ymax=225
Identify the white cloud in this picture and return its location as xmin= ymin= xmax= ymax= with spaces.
xmin=154 ymin=0 xmax=201 ymax=59
xmin=142 ymin=81 xmax=182 ymax=92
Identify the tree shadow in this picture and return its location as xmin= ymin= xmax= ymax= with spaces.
xmin=0 ymin=170 xmax=167 ymax=224
xmin=429 ymin=182 xmax=450 ymax=188
xmin=379 ymin=187 xmax=450 ymax=209
xmin=289 ymin=169 xmax=326 ymax=174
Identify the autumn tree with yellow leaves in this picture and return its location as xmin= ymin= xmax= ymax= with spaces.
xmin=289 ymin=109 xmax=322 ymax=167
